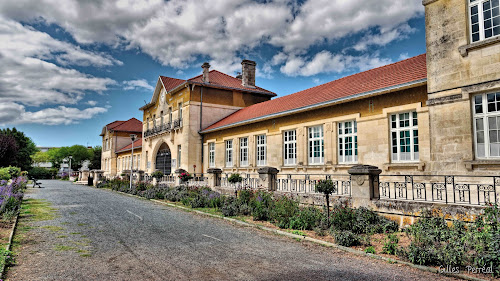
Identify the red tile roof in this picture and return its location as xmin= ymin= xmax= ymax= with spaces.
xmin=159 ymin=76 xmax=186 ymax=92
xmin=202 ymin=54 xmax=427 ymax=132
xmin=116 ymin=138 xmax=142 ymax=153
xmin=105 ymin=120 xmax=125 ymax=130
xmin=188 ymin=70 xmax=276 ymax=96
xmin=110 ymin=118 xmax=142 ymax=133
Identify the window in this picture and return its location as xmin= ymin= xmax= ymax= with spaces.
xmin=177 ymin=145 xmax=182 ymax=167
xmin=391 ymin=111 xmax=419 ymax=162
xmin=146 ymin=118 xmax=149 ymax=130
xmin=338 ymin=121 xmax=358 ymax=164
xmin=169 ymin=107 xmax=172 ymax=123
xmin=153 ymin=114 xmax=156 ymax=127
xmin=283 ymin=130 xmax=297 ymax=165
xmin=209 ymin=143 xmax=215 ymax=168
xmin=122 ymin=157 xmax=125 ymax=171
xmin=256 ymin=135 xmax=266 ymax=166
xmin=138 ymin=155 xmax=141 ymax=168
xmin=240 ymin=137 xmax=249 ymax=166
xmin=225 ymin=140 xmax=233 ymax=167
xmin=469 ymin=0 xmax=500 ymax=43
xmin=473 ymin=92 xmax=500 ymax=158
xmin=178 ymin=102 xmax=183 ymax=120
xmin=308 ymin=126 xmax=324 ymax=164
xmin=160 ymin=111 xmax=164 ymax=126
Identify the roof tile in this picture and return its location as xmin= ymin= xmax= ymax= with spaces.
xmin=116 ymin=138 xmax=142 ymax=153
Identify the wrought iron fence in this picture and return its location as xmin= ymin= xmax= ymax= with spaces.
xmin=276 ymin=174 xmax=351 ymax=196
xmin=220 ymin=173 xmax=261 ymax=190
xmin=144 ymin=118 xmax=183 ymax=138
xmin=378 ymin=174 xmax=499 ymax=206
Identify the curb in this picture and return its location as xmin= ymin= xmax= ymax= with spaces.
xmin=104 ymin=188 xmax=486 ymax=281
xmin=0 ymin=214 xmax=19 ymax=279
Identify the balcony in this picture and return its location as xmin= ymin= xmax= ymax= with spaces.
xmin=144 ymin=119 xmax=182 ymax=138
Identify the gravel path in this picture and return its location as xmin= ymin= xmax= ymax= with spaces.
xmin=6 ymin=180 xmax=457 ymax=281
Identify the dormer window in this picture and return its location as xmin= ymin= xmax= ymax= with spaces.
xmin=469 ymin=0 xmax=500 ymax=43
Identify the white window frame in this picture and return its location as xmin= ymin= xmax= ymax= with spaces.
xmin=283 ymin=130 xmax=297 ymax=166
xmin=308 ymin=125 xmax=324 ymax=165
xmin=256 ymin=135 xmax=267 ymax=166
xmin=473 ymin=92 xmax=500 ymax=159
xmin=390 ymin=111 xmax=419 ymax=163
xmin=240 ymin=137 xmax=249 ymax=167
xmin=225 ymin=140 xmax=233 ymax=167
xmin=208 ymin=143 xmax=215 ymax=168
xmin=178 ymin=102 xmax=183 ymax=120
xmin=177 ymin=145 xmax=181 ymax=168
xmin=469 ymin=0 xmax=500 ymax=43
xmin=338 ymin=121 xmax=358 ymax=164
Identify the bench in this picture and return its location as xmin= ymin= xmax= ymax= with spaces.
xmin=29 ymin=177 xmax=42 ymax=188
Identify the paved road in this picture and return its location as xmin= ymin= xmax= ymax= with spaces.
xmin=7 ymin=180 xmax=456 ymax=281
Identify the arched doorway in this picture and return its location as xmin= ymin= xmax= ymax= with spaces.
xmin=155 ymin=143 xmax=172 ymax=175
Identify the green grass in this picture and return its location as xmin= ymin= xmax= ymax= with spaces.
xmin=193 ymin=207 xmax=223 ymax=216
xmin=77 ymin=223 xmax=87 ymax=227
xmin=290 ymin=230 xmax=307 ymax=237
xmin=56 ymin=235 xmax=67 ymax=238
xmin=41 ymin=225 xmax=64 ymax=232
xmin=54 ymin=244 xmax=76 ymax=251
xmin=69 ymin=232 xmax=81 ymax=235
xmin=20 ymin=199 xmax=57 ymax=221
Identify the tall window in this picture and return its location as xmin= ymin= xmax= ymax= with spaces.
xmin=240 ymin=137 xmax=249 ymax=166
xmin=169 ymin=107 xmax=172 ymax=123
xmin=146 ymin=118 xmax=149 ymax=130
xmin=256 ymin=135 xmax=266 ymax=166
xmin=137 ymin=155 xmax=141 ymax=168
xmin=283 ymin=130 xmax=297 ymax=165
xmin=122 ymin=157 xmax=125 ymax=171
xmin=153 ymin=114 xmax=156 ymax=127
xmin=160 ymin=111 xmax=164 ymax=126
xmin=225 ymin=140 xmax=233 ymax=167
xmin=474 ymin=92 xmax=500 ymax=158
xmin=209 ymin=143 xmax=215 ymax=168
xmin=391 ymin=111 xmax=419 ymax=162
xmin=308 ymin=126 xmax=324 ymax=164
xmin=469 ymin=0 xmax=500 ymax=43
xmin=178 ymin=102 xmax=183 ymax=120
xmin=338 ymin=121 xmax=358 ymax=164
xmin=177 ymin=145 xmax=182 ymax=168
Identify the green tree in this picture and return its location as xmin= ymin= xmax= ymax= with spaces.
xmin=46 ymin=145 xmax=92 ymax=170
xmin=0 ymin=128 xmax=38 ymax=170
xmin=32 ymin=151 xmax=50 ymax=166
xmin=90 ymin=146 xmax=102 ymax=170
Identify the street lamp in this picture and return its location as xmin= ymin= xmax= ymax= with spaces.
xmin=68 ymin=156 xmax=73 ymax=176
xmin=129 ymin=134 xmax=137 ymax=190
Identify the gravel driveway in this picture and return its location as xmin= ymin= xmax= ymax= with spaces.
xmin=6 ymin=180 xmax=457 ymax=281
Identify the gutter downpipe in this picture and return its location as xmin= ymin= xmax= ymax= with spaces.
xmin=200 ymin=85 xmax=204 ymax=174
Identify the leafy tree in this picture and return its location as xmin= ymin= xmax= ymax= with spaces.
xmin=89 ymin=146 xmax=102 ymax=170
xmin=316 ymin=179 xmax=336 ymax=226
xmin=32 ymin=151 xmax=50 ymax=166
xmin=0 ymin=134 xmax=18 ymax=167
xmin=0 ymin=128 xmax=38 ymax=170
xmin=46 ymin=145 xmax=92 ymax=170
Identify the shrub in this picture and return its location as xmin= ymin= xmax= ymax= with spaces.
xmin=289 ymin=206 xmax=323 ymax=230
xmin=269 ymin=195 xmax=299 ymax=228
xmin=250 ymin=191 xmax=273 ymax=221
xmin=332 ymin=230 xmax=360 ymax=247
xmin=178 ymin=172 xmax=193 ymax=182
xmin=27 ymin=167 xmax=53 ymax=179
xmin=0 ymin=166 xmax=21 ymax=181
xmin=365 ymin=246 xmax=376 ymax=254
xmin=238 ymin=189 xmax=253 ymax=205
xmin=228 ymin=173 xmax=243 ymax=183
xmin=151 ymin=170 xmax=163 ymax=179
xmin=221 ymin=197 xmax=239 ymax=217
xmin=330 ymin=206 xmax=356 ymax=232
xmin=382 ymin=234 xmax=399 ymax=255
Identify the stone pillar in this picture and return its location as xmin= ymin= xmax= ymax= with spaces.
xmin=137 ymin=170 xmax=144 ymax=182
xmin=348 ymin=165 xmax=382 ymax=208
xmin=78 ymin=171 xmax=82 ymax=181
xmin=207 ymin=168 xmax=222 ymax=188
xmin=258 ymin=167 xmax=279 ymax=191
xmin=175 ymin=169 xmax=187 ymax=186
xmin=93 ymin=170 xmax=104 ymax=186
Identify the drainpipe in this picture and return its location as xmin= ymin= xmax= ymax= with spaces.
xmin=200 ymin=85 xmax=204 ymax=174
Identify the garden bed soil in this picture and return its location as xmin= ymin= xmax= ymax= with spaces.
xmin=0 ymin=221 xmax=14 ymax=247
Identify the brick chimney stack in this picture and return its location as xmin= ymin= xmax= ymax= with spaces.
xmin=241 ymin=60 xmax=256 ymax=88
xmin=201 ymin=62 xmax=210 ymax=83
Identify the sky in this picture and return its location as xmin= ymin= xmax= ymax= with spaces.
xmin=0 ymin=0 xmax=426 ymax=148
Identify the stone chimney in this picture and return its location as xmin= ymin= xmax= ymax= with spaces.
xmin=241 ymin=60 xmax=256 ymax=88
xmin=201 ymin=62 xmax=210 ymax=83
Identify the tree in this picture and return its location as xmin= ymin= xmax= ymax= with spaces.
xmin=89 ymin=146 xmax=101 ymax=170
xmin=46 ymin=145 xmax=92 ymax=170
xmin=0 ymin=128 xmax=38 ymax=170
xmin=316 ymin=180 xmax=336 ymax=226
xmin=32 ymin=151 xmax=50 ymax=166
xmin=0 ymin=134 xmax=18 ymax=167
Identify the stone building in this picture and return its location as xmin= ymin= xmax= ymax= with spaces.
xmin=102 ymin=0 xmax=500 ymax=183
xmin=100 ymin=118 xmax=142 ymax=177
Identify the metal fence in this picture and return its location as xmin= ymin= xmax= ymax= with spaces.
xmin=276 ymin=174 xmax=351 ymax=196
xmin=378 ymin=174 xmax=499 ymax=206
xmin=220 ymin=173 xmax=261 ymax=190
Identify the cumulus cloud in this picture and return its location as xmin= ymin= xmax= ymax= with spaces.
xmin=0 ymin=102 xmax=108 ymax=125
xmin=86 ymin=100 xmax=98 ymax=106
xmin=353 ymin=24 xmax=417 ymax=51
xmin=123 ymin=79 xmax=154 ymax=91
xmin=280 ymin=51 xmax=393 ymax=77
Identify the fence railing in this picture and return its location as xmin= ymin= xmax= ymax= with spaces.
xmin=276 ymin=174 xmax=351 ymax=196
xmin=186 ymin=173 xmax=208 ymax=187
xmin=162 ymin=175 xmax=176 ymax=183
xmin=144 ymin=119 xmax=183 ymax=138
xmin=378 ymin=174 xmax=499 ymax=206
xmin=220 ymin=173 xmax=261 ymax=190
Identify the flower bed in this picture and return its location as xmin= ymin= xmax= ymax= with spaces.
xmin=96 ymin=180 xmax=500 ymax=278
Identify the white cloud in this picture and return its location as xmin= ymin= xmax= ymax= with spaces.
xmin=86 ymin=100 xmax=98 ymax=106
xmin=353 ymin=24 xmax=417 ymax=51
xmin=123 ymin=79 xmax=154 ymax=91
xmin=0 ymin=102 xmax=108 ymax=125
xmin=399 ymin=52 xmax=410 ymax=60
xmin=0 ymin=17 xmax=117 ymax=107
xmin=280 ymin=51 xmax=392 ymax=77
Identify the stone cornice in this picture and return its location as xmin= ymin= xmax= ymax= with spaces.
xmin=426 ymin=94 xmax=463 ymax=106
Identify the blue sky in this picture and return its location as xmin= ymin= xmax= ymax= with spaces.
xmin=0 ymin=0 xmax=426 ymax=148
